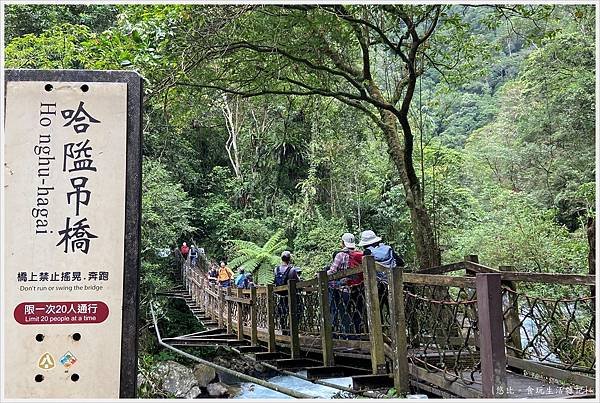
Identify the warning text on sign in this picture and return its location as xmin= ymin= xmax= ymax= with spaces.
xmin=13 ymin=301 xmax=109 ymax=324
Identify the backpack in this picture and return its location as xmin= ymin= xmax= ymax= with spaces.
xmin=330 ymin=249 xmax=363 ymax=269
xmin=274 ymin=265 xmax=293 ymax=286
xmin=235 ymin=273 xmax=247 ymax=288
xmin=370 ymin=244 xmax=396 ymax=268
xmin=330 ymin=250 xmax=364 ymax=288
xmin=346 ymin=250 xmax=364 ymax=286
xmin=369 ymin=244 xmax=396 ymax=283
xmin=347 ymin=250 xmax=363 ymax=269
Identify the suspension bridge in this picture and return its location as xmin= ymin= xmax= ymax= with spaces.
xmin=154 ymin=254 xmax=596 ymax=399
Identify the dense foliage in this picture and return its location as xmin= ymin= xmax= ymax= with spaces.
xmin=229 ymin=229 xmax=289 ymax=284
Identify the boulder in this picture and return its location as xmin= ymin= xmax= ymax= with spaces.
xmin=193 ymin=364 xmax=217 ymax=387
xmin=185 ymin=386 xmax=202 ymax=399
xmin=154 ymin=360 xmax=199 ymax=398
xmin=207 ymin=382 xmax=229 ymax=397
xmin=225 ymin=384 xmax=242 ymax=397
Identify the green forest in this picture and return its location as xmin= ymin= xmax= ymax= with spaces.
xmin=4 ymin=3 xmax=596 ymax=382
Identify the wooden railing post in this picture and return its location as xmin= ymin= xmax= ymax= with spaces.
xmin=476 ymin=273 xmax=507 ymax=398
xmin=317 ymin=271 xmax=334 ymax=366
xmin=204 ymin=282 xmax=210 ymax=316
xmin=197 ymin=273 xmax=203 ymax=306
xmin=266 ymin=285 xmax=276 ymax=352
xmin=184 ymin=264 xmax=189 ymax=292
xmin=464 ymin=254 xmax=479 ymax=276
xmin=288 ymin=279 xmax=300 ymax=358
xmin=250 ymin=287 xmax=258 ymax=346
xmin=363 ymin=255 xmax=386 ymax=374
xmin=218 ymin=286 xmax=225 ymax=328
xmin=194 ymin=270 xmax=202 ymax=305
xmin=201 ymin=275 xmax=206 ymax=309
xmin=236 ymin=288 xmax=244 ymax=341
xmin=180 ymin=257 xmax=184 ymax=283
xmin=500 ymin=265 xmax=523 ymax=361
xmin=192 ymin=270 xmax=197 ymax=302
xmin=388 ymin=267 xmax=410 ymax=395
xmin=214 ymin=285 xmax=219 ymax=319
xmin=226 ymin=287 xmax=233 ymax=334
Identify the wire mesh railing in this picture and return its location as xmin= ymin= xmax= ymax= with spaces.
xmin=403 ymin=282 xmax=481 ymax=385
xmin=297 ymin=282 xmax=321 ymax=335
xmin=254 ymin=289 xmax=269 ymax=331
xmin=502 ymin=284 xmax=595 ymax=373
xmin=176 ymin=253 xmax=595 ymax=398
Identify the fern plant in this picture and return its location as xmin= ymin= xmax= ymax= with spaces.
xmin=228 ymin=229 xmax=289 ymax=284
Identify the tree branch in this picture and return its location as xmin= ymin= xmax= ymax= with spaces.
xmin=215 ymin=41 xmax=368 ymax=96
xmin=175 ymin=80 xmax=386 ymax=132
xmin=322 ymin=5 xmax=411 ymax=65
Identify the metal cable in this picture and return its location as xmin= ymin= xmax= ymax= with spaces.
xmin=150 ymin=302 xmax=315 ymax=399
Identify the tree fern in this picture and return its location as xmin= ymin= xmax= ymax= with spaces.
xmin=228 ymin=229 xmax=288 ymax=285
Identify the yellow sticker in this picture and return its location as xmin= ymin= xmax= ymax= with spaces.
xmin=38 ymin=352 xmax=55 ymax=370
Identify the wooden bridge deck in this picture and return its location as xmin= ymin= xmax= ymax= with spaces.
xmin=163 ymin=256 xmax=596 ymax=399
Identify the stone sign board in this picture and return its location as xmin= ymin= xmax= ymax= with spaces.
xmin=2 ymin=70 xmax=141 ymax=398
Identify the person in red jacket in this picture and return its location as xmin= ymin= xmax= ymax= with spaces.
xmin=180 ymin=242 xmax=190 ymax=259
xmin=327 ymin=233 xmax=365 ymax=337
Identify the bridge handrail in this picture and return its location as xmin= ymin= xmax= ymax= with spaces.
xmin=465 ymin=261 xmax=595 ymax=285
xmin=403 ymin=273 xmax=476 ymax=287
xmin=178 ymin=253 xmax=595 ymax=399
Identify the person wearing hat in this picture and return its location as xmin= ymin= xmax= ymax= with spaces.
xmin=358 ymin=230 xmax=403 ymax=269
xmin=327 ymin=233 xmax=363 ymax=276
xmin=327 ymin=233 xmax=365 ymax=337
xmin=358 ymin=230 xmax=404 ymax=324
xmin=273 ymin=251 xmax=300 ymax=332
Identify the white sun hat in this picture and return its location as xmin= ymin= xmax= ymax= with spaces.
xmin=358 ymin=230 xmax=382 ymax=246
xmin=341 ymin=233 xmax=356 ymax=249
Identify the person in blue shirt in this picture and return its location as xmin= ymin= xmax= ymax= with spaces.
xmin=358 ymin=230 xmax=404 ymax=324
xmin=273 ymin=251 xmax=300 ymax=333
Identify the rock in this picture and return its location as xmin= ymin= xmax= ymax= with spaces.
xmin=185 ymin=386 xmax=202 ymax=399
xmin=193 ymin=364 xmax=217 ymax=387
xmin=207 ymin=382 xmax=229 ymax=397
xmin=225 ymin=384 xmax=242 ymax=397
xmin=154 ymin=360 xmax=199 ymax=398
xmin=216 ymin=369 xmax=239 ymax=385
xmin=136 ymin=373 xmax=145 ymax=389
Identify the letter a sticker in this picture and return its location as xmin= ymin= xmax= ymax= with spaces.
xmin=38 ymin=352 xmax=55 ymax=370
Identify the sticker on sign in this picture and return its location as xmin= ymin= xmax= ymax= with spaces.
xmin=59 ymin=351 xmax=77 ymax=368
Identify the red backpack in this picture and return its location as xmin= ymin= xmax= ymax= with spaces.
xmin=346 ymin=250 xmax=364 ymax=287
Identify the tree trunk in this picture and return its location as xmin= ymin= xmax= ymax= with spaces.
xmin=221 ymin=94 xmax=243 ymax=180
xmin=383 ymin=111 xmax=440 ymax=269
xmin=587 ymin=216 xmax=595 ymax=275
xmin=587 ymin=217 xmax=595 ymax=310
xmin=368 ymin=84 xmax=440 ymax=269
